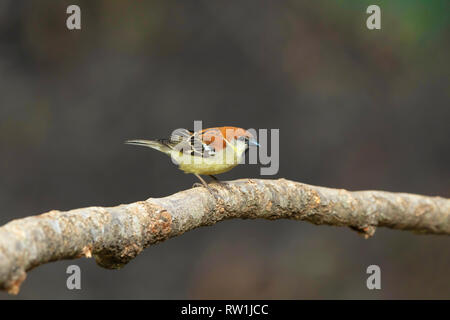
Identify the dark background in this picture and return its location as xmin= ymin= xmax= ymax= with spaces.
xmin=0 ymin=0 xmax=449 ymax=299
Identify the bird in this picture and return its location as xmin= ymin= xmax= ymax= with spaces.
xmin=125 ymin=126 xmax=259 ymax=189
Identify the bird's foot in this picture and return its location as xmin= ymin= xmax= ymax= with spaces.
xmin=192 ymin=182 xmax=221 ymax=201
xmin=192 ymin=174 xmax=222 ymax=200
xmin=208 ymin=179 xmax=225 ymax=185
xmin=208 ymin=175 xmax=233 ymax=192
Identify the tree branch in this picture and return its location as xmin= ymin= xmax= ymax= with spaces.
xmin=0 ymin=178 xmax=449 ymax=294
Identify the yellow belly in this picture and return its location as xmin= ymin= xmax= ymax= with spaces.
xmin=170 ymin=147 xmax=245 ymax=175
xmin=178 ymin=162 xmax=238 ymax=175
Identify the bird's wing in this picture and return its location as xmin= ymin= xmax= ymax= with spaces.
xmin=169 ymin=128 xmax=217 ymax=158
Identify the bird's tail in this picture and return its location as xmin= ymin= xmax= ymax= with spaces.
xmin=125 ymin=139 xmax=172 ymax=154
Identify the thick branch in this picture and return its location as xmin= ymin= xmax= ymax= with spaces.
xmin=0 ymin=178 xmax=449 ymax=294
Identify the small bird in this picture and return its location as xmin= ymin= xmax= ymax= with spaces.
xmin=126 ymin=126 xmax=259 ymax=189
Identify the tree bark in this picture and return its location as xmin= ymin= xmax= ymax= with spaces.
xmin=0 ymin=178 xmax=448 ymax=294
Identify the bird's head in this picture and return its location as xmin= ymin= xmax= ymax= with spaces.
xmin=220 ymin=127 xmax=259 ymax=152
xmin=232 ymin=129 xmax=259 ymax=147
xmin=197 ymin=127 xmax=259 ymax=157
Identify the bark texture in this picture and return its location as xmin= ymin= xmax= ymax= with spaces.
xmin=0 ymin=178 xmax=449 ymax=294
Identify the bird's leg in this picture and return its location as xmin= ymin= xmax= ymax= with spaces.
xmin=192 ymin=174 xmax=221 ymax=200
xmin=209 ymin=175 xmax=231 ymax=188
xmin=193 ymin=174 xmax=210 ymax=188
xmin=208 ymin=175 xmax=234 ymax=194
xmin=208 ymin=175 xmax=221 ymax=183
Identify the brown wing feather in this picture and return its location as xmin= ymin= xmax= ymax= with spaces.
xmin=168 ymin=126 xmax=251 ymax=158
xmin=169 ymin=128 xmax=216 ymax=158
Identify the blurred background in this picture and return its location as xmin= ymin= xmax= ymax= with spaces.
xmin=0 ymin=0 xmax=449 ymax=299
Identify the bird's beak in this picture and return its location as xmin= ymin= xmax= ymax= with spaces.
xmin=249 ymin=139 xmax=259 ymax=147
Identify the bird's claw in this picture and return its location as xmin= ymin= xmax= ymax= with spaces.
xmin=192 ymin=182 xmax=221 ymax=201
xmin=192 ymin=182 xmax=205 ymax=188
xmin=209 ymin=180 xmax=233 ymax=193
